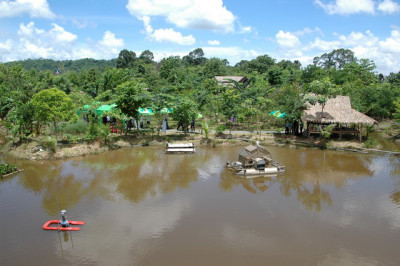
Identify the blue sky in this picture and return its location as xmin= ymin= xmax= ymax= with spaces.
xmin=0 ymin=0 xmax=399 ymax=74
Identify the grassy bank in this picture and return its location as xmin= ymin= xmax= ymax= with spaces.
xmin=1 ymin=120 xmax=399 ymax=160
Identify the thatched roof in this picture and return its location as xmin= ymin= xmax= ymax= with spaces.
xmin=215 ymin=76 xmax=247 ymax=86
xmin=303 ymin=95 xmax=377 ymax=125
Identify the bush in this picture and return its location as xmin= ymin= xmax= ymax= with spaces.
xmin=42 ymin=136 xmax=57 ymax=152
xmin=86 ymin=122 xmax=110 ymax=144
xmin=215 ymin=124 xmax=226 ymax=134
xmin=0 ymin=163 xmax=18 ymax=176
xmin=63 ymin=120 xmax=88 ymax=135
xmin=364 ymin=138 xmax=378 ymax=148
xmin=202 ymin=122 xmax=209 ymax=139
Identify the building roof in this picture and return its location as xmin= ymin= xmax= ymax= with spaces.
xmin=215 ymin=76 xmax=247 ymax=85
xmin=303 ymin=95 xmax=377 ymax=125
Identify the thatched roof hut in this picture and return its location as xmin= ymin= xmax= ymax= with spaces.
xmin=215 ymin=76 xmax=247 ymax=87
xmin=302 ymin=95 xmax=377 ymax=140
xmin=303 ymin=95 xmax=377 ymax=125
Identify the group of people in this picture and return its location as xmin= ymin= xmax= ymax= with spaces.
xmin=177 ymin=119 xmax=196 ymax=132
xmin=285 ymin=120 xmax=304 ymax=136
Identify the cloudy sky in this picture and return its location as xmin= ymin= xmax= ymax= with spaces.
xmin=0 ymin=0 xmax=399 ymax=74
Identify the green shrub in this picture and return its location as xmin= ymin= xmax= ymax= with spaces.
xmin=202 ymin=122 xmax=209 ymax=138
xmin=42 ymin=136 xmax=57 ymax=152
xmin=64 ymin=120 xmax=88 ymax=134
xmin=215 ymin=124 xmax=226 ymax=134
xmin=0 ymin=163 xmax=18 ymax=176
xmin=364 ymin=138 xmax=378 ymax=148
xmin=86 ymin=122 xmax=110 ymax=144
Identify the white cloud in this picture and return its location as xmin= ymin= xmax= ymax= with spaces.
xmin=208 ymin=40 xmax=221 ymax=45
xmin=0 ymin=0 xmax=55 ymax=18
xmin=139 ymin=16 xmax=195 ymax=45
xmin=0 ymin=39 xmax=13 ymax=51
xmin=99 ymin=31 xmax=124 ymax=48
xmin=152 ymin=28 xmax=195 ymax=45
xmin=309 ymin=37 xmax=341 ymax=51
xmin=126 ymin=0 xmax=235 ymax=32
xmin=378 ymin=0 xmax=400 ymax=14
xmin=315 ymin=0 xmax=375 ymax=15
xmin=276 ymin=30 xmax=301 ymax=48
xmin=50 ymin=23 xmax=77 ymax=43
xmin=1 ymin=22 xmax=78 ymax=61
xmin=337 ymin=30 xmax=379 ymax=47
xmin=379 ymin=29 xmax=400 ymax=53
xmin=97 ymin=31 xmax=125 ymax=57
xmin=295 ymin=29 xmax=400 ymax=74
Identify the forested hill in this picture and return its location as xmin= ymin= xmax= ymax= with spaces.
xmin=5 ymin=58 xmax=116 ymax=72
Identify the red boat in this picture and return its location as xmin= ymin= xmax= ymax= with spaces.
xmin=42 ymin=220 xmax=85 ymax=231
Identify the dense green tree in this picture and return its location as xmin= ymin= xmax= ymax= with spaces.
xmin=148 ymin=88 xmax=175 ymax=134
xmin=139 ymin=50 xmax=155 ymax=64
xmin=31 ymin=88 xmax=76 ymax=137
xmin=248 ymin=55 xmax=275 ymax=74
xmin=183 ymin=48 xmax=207 ymax=66
xmin=203 ymin=58 xmax=227 ymax=78
xmin=115 ymin=80 xmax=150 ymax=133
xmin=273 ymin=85 xmax=306 ymax=123
xmin=159 ymin=56 xmax=186 ymax=85
xmin=116 ymin=49 xmax=137 ymax=69
xmin=306 ymin=77 xmax=338 ymax=117
xmin=394 ymin=97 xmax=400 ymax=121
xmin=171 ymin=97 xmax=198 ymax=133
xmin=387 ymin=72 xmax=400 ymax=87
xmin=313 ymin=48 xmax=356 ymax=70
xmin=82 ymin=69 xmax=99 ymax=97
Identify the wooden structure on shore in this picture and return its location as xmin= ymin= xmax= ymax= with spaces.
xmin=303 ymin=95 xmax=377 ymax=141
xmin=215 ymin=76 xmax=248 ymax=87
xmin=165 ymin=143 xmax=195 ymax=154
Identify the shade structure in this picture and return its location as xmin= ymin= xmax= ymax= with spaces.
xmin=270 ymin=110 xmax=286 ymax=118
xmin=160 ymin=108 xmax=173 ymax=114
xmin=277 ymin=112 xmax=286 ymax=118
xmin=96 ymin=104 xmax=117 ymax=116
xmin=138 ymin=108 xmax=154 ymax=115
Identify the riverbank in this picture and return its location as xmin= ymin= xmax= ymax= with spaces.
xmin=1 ymin=128 xmax=399 ymax=161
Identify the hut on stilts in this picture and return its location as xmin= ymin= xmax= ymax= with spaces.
xmin=302 ymin=95 xmax=377 ymax=141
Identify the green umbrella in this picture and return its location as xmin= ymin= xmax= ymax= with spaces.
xmin=138 ymin=108 xmax=154 ymax=115
xmin=277 ymin=112 xmax=286 ymax=118
xmin=160 ymin=108 xmax=173 ymax=114
xmin=270 ymin=110 xmax=286 ymax=118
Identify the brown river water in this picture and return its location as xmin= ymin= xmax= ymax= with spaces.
xmin=0 ymin=145 xmax=399 ymax=265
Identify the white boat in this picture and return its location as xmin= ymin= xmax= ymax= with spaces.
xmin=226 ymin=142 xmax=285 ymax=177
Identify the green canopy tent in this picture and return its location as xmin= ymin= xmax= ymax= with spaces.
xmin=96 ymin=104 xmax=117 ymax=116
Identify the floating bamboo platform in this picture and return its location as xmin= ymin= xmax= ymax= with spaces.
xmin=165 ymin=143 xmax=195 ymax=154
xmin=1 ymin=169 xmax=24 ymax=178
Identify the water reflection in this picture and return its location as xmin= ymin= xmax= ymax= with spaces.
xmin=1 ymin=146 xmax=379 ymax=215
xmin=220 ymin=148 xmax=376 ymax=212
xmin=390 ymin=190 xmax=400 ymax=206
xmin=1 ymin=146 xmax=400 ymax=265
